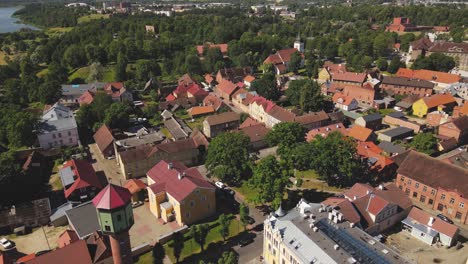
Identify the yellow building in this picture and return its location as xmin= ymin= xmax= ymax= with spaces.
xmin=146 ymin=160 xmax=216 ymax=226
xmin=412 ymin=93 xmax=457 ymax=117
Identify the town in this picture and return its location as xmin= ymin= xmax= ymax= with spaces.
xmin=0 ymin=1 xmax=467 ymax=264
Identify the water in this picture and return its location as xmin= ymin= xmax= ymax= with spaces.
xmin=0 ymin=6 xmax=39 ymax=34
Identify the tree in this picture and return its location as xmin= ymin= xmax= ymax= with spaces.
xmin=205 ymin=132 xmax=251 ymax=185
xmin=299 ymin=80 xmax=324 ymax=112
xmin=266 ymin=122 xmax=307 ymax=156
xmin=412 ymin=53 xmax=455 ymax=72
xmin=115 ymin=52 xmax=128 ymax=82
xmin=191 ymin=224 xmax=209 ymax=252
xmin=285 ymin=79 xmax=306 ymax=106
xmin=218 ymin=214 xmax=230 ymax=242
xmin=135 ymin=59 xmax=161 ymax=81
xmin=0 ymin=151 xmax=21 ymax=184
xmin=409 ymin=132 xmax=437 ymax=155
xmin=171 ymin=232 xmax=184 ymax=263
xmin=152 ymin=242 xmax=165 ymax=264
xmin=248 ymin=155 xmax=289 ymax=207
xmin=86 ymin=62 xmax=103 ymax=83
xmin=46 ymin=62 xmax=69 ymax=84
xmin=287 ymin=51 xmax=302 ymax=73
xmin=63 ymin=44 xmax=86 ymax=69
xmin=373 ymin=34 xmax=393 ymax=58
xmin=217 ymin=251 xmax=238 ymax=264
xmin=185 ymin=55 xmax=202 ymax=75
xmin=376 ymin=58 xmax=388 ymax=71
xmin=104 ymin=103 xmax=130 ymax=129
xmin=239 ymin=203 xmax=250 ymax=231
xmin=249 ymin=73 xmax=279 ymax=101
xmin=204 ymin=47 xmax=224 ymax=73
xmin=37 ymin=80 xmax=62 ymax=104
xmin=388 ymin=56 xmax=404 ymax=74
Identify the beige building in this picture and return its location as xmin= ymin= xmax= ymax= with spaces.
xmin=203 ymin=112 xmax=240 ymax=138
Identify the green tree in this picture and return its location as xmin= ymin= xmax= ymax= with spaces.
xmin=204 ymin=47 xmax=224 ymax=73
xmin=185 ymin=55 xmax=202 ymax=75
xmin=86 ymin=62 xmax=103 ymax=83
xmin=46 ymin=62 xmax=69 ymax=84
xmin=299 ymin=80 xmax=324 ymax=112
xmin=91 ymin=92 xmax=113 ymax=122
xmin=373 ymin=34 xmax=393 ymax=58
xmin=37 ymin=80 xmax=62 ymax=104
xmin=376 ymin=58 xmax=388 ymax=71
xmin=266 ymin=122 xmax=307 ymax=157
xmin=152 ymin=242 xmax=165 ymax=264
xmin=412 ymin=53 xmax=455 ymax=72
xmin=285 ymin=79 xmax=307 ymax=106
xmin=287 ymin=51 xmax=302 ymax=73
xmin=171 ymin=232 xmax=184 ymax=263
xmin=76 ymin=104 xmax=97 ymax=130
xmin=409 ymin=132 xmax=437 ymax=155
xmin=115 ymin=52 xmax=128 ymax=82
xmin=218 ymin=214 xmax=230 ymax=242
xmin=239 ymin=203 xmax=250 ymax=231
xmin=63 ymin=44 xmax=86 ymax=69
xmin=218 ymin=251 xmax=238 ymax=264
xmin=248 ymin=155 xmax=289 ymax=208
xmin=191 ymin=224 xmax=209 ymax=252
xmin=205 ymin=132 xmax=251 ymax=185
xmin=388 ymin=56 xmax=403 ymax=74
xmin=135 ymin=59 xmax=161 ymax=81
xmin=104 ymin=103 xmax=130 ymax=129
xmin=250 ymin=73 xmax=279 ymax=101
xmin=0 ymin=151 xmax=21 ymax=183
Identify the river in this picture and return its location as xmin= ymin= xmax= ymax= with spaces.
xmin=0 ymin=6 xmax=39 ymax=34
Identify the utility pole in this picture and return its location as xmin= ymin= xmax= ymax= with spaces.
xmin=41 ymin=225 xmax=51 ymax=250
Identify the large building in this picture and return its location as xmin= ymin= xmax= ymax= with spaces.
xmin=395 ymin=151 xmax=468 ymax=224
xmin=59 ymin=159 xmax=104 ymax=202
xmin=427 ymin=42 xmax=468 ymax=70
xmin=380 ymin=76 xmax=434 ymax=97
xmin=412 ymin=93 xmax=457 ymax=117
xmin=263 ymin=200 xmax=410 ymax=264
xmin=203 ymin=112 xmax=240 ymax=138
xmin=37 ymin=103 xmax=79 ymax=150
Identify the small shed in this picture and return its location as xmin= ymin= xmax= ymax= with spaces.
xmin=378 ymin=127 xmax=414 ymax=142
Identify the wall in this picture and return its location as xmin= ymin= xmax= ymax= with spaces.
xmin=438 ymin=122 xmax=462 ymax=142
xmin=380 ymin=84 xmax=432 ymax=97
xmin=383 ymin=115 xmax=423 ymax=133
xmin=38 ymin=127 xmax=79 ymax=150
xmin=177 ymin=187 xmax=216 ymax=225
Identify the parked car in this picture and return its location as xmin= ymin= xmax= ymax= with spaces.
xmin=238 ymin=238 xmax=254 ymax=247
xmin=0 ymin=238 xmax=14 ymax=250
xmin=215 ymin=181 xmax=225 ymax=189
xmin=436 ymin=214 xmax=454 ymax=224
xmin=224 ymin=187 xmax=235 ymax=196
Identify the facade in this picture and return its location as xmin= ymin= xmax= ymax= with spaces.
xmin=147 ymin=160 xmax=216 ymax=226
xmin=383 ymin=112 xmax=424 ymax=133
xmin=215 ymin=79 xmax=239 ymax=100
xmin=412 ymin=93 xmax=457 ymax=117
xmin=263 ymin=199 xmax=409 ymax=264
xmin=60 ymin=83 xmax=102 ymax=106
xmin=59 ymin=159 xmax=104 ymax=202
xmin=395 ymin=151 xmax=468 ymax=224
xmin=438 ymin=115 xmax=468 ymax=143
xmin=317 ymin=62 xmax=347 ymax=83
xmin=355 ymin=113 xmax=382 ymax=130
xmin=396 ymin=68 xmax=461 ymax=90
xmin=203 ymin=112 xmax=240 ymax=138
xmin=380 ymin=76 xmax=434 ymax=97
xmin=37 ymin=103 xmax=79 ymax=150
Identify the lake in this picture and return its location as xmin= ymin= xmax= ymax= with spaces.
xmin=0 ymin=6 xmax=39 ymax=34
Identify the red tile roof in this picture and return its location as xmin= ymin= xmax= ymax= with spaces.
xmin=57 ymin=230 xmax=79 ymax=248
xmin=356 ymin=141 xmax=394 ymax=172
xmin=217 ymin=79 xmax=239 ymax=97
xmin=421 ymin=93 xmax=456 ymax=108
xmin=196 ymin=44 xmax=228 ymax=56
xmin=93 ymin=125 xmax=114 ymax=154
xmin=263 ymin=48 xmax=300 ymax=65
xmin=347 ymin=125 xmax=373 ymax=141
xmin=306 ymin=123 xmax=348 ymax=141
xmin=332 ymin=72 xmax=367 ymax=83
xmin=410 ymin=38 xmax=433 ymax=50
xmin=203 ymin=94 xmax=224 ymax=111
xmin=323 ymin=61 xmax=347 ymax=74
xmin=178 ymin=74 xmax=196 ymax=86
xmin=22 ymin=240 xmax=92 ymax=264
xmin=239 ymin=117 xmax=260 ymax=129
xmin=188 ymin=106 xmax=215 ymax=117
xmin=366 ymin=194 xmax=389 ymax=216
xmin=62 ymin=159 xmax=103 ymax=199
xmin=344 ymin=183 xmax=374 ymax=200
xmin=124 ymin=179 xmax=147 ymax=194
xmin=407 ymin=207 xmax=458 ymax=238
xmin=147 ymin=160 xmax=215 ymax=202
xmin=244 ymin=75 xmax=256 ymax=83
xmin=396 ymin=68 xmax=461 ymax=84
xmin=322 ymin=198 xmax=361 ymax=224
xmin=165 ymin=93 xmax=177 ymax=101
xmin=78 ymin=90 xmax=95 ymax=105
xmin=239 ymin=124 xmax=270 ymax=144
xmin=332 ymin=93 xmax=356 ymax=106
xmin=92 ymin=184 xmax=132 ymax=210
xmin=104 ymin=82 xmax=126 ymax=98
xmin=428 ymin=42 xmax=468 ymax=54
xmin=250 ymin=96 xmax=276 ymax=113
xmin=204 ymin=74 xmax=214 ymax=84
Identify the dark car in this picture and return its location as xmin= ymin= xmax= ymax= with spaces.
xmin=437 ymin=214 xmax=454 ymax=224
xmin=238 ymin=238 xmax=254 ymax=247
xmin=224 ymin=187 xmax=235 ymax=196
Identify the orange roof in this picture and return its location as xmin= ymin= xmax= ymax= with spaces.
xmin=453 ymin=103 xmax=468 ymax=118
xmin=347 ymin=125 xmax=373 ymax=141
xmin=244 ymin=75 xmax=256 ymax=83
xmin=396 ymin=68 xmax=461 ymax=84
xmin=332 ymin=72 xmax=367 ymax=83
xmin=57 ymin=230 xmax=79 ymax=248
xmin=366 ymin=194 xmax=389 ymax=216
xmin=124 ymin=179 xmax=147 ymax=194
xmin=196 ymin=44 xmax=228 ymax=56
xmin=421 ymin=93 xmax=456 ymax=108
xmin=217 ymin=79 xmax=239 ymax=96
xmin=239 ymin=117 xmax=260 ymax=129
xmin=332 ymin=93 xmax=356 ymax=106
xmin=357 ymin=141 xmax=394 ymax=172
xmin=306 ymin=123 xmax=348 ymax=141
xmin=407 ymin=207 xmax=458 ymax=238
xmin=344 ymin=183 xmax=374 ymax=200
xmin=188 ymin=106 xmax=215 ymax=117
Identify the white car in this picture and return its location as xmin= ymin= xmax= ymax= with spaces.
xmin=215 ymin=181 xmax=225 ymax=189
xmin=0 ymin=238 xmax=14 ymax=250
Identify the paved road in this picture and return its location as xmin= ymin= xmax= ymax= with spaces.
xmin=88 ymin=143 xmax=124 ymax=185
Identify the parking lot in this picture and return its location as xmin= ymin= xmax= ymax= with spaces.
xmin=88 ymin=143 xmax=123 ymax=185
xmin=2 ymin=225 xmax=69 ymax=255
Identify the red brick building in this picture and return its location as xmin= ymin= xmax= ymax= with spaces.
xmin=380 ymin=76 xmax=434 ymax=97
xmin=395 ymin=151 xmax=468 ymax=225
xmin=438 ymin=116 xmax=468 ymax=143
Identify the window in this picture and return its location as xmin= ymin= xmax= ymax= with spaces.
xmin=202 ymin=195 xmax=206 ymax=201
xmin=58 ymin=132 xmax=62 ymax=138
xmin=449 ymin=198 xmax=455 ymax=204
xmin=52 ymin=134 xmax=56 ymax=139
xmin=400 ymin=176 xmax=405 ymax=181
xmin=441 ymin=194 xmax=446 ymax=200
xmin=423 ymin=186 xmax=427 ymax=192
xmin=429 ymin=199 xmax=434 ymax=205
xmin=185 ymin=212 xmax=190 ymax=218
xmin=420 ymin=195 xmax=426 ymax=203
xmin=59 ymin=139 xmax=63 ymax=145
xmin=117 ymin=215 xmax=122 ymax=221
xmin=69 ymin=138 xmax=73 ymax=143
xmin=437 ymin=203 xmax=444 ymax=211
xmin=413 ymin=192 xmax=418 ymax=198
xmin=455 ymin=212 xmax=462 ymax=219
xmin=420 ymin=233 xmax=425 ymax=237
xmin=68 ymin=131 xmax=71 ymax=136
xmin=407 ymin=179 xmax=412 ymax=185
xmin=415 ymin=183 xmax=419 ymax=188
xmin=190 ymin=200 xmax=195 ymax=207
xmin=460 ymin=202 xmax=465 ymax=208
xmin=398 ymin=185 xmax=403 ymax=190
xmin=105 ymin=225 xmax=111 ymax=231
xmin=405 ymin=188 xmax=410 ymax=195
xmin=431 ymin=189 xmax=436 ymax=195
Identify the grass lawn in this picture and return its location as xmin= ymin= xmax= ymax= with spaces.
xmin=46 ymin=27 xmax=73 ymax=37
xmin=68 ymin=65 xmax=116 ymax=83
xmin=232 ymin=181 xmax=256 ymax=204
xmin=378 ymin=108 xmax=395 ymax=116
xmin=295 ymin=170 xmax=344 ymax=193
xmin=36 ymin=68 xmax=49 ymax=78
xmin=78 ymin=14 xmax=110 ymax=24
xmin=0 ymin=51 xmax=8 ymax=65
xmin=185 ymin=116 xmax=205 ymax=130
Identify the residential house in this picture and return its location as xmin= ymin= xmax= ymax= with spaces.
xmin=383 ymin=112 xmax=424 ymax=133
xmin=438 ymin=115 xmax=468 ymax=144
xmin=243 ymin=75 xmax=256 ymax=88
xmin=396 ymin=68 xmax=462 ymax=90
xmin=343 ymin=83 xmax=376 ymax=106
xmin=306 ymin=123 xmax=347 ymax=141
xmin=378 ymin=127 xmax=414 ymax=142
xmin=114 ymin=129 xmax=165 ymax=152
xmin=373 ymin=97 xmax=396 ymax=110
xmin=402 ymin=207 xmax=459 ymax=247
xmin=332 ymin=72 xmax=367 ymax=86
xmin=332 ymin=93 xmax=359 ymax=111
xmin=203 ymin=94 xmax=226 ymax=111
xmin=378 ymin=141 xmax=406 ymax=156
xmin=407 ymin=38 xmax=433 ymax=63
xmin=380 ymin=76 xmax=434 ymax=97
xmin=178 ymin=74 xmax=196 ymax=86
xmin=215 ymin=79 xmax=239 ymax=100
xmin=64 ymin=202 xmax=100 ymax=239
xmin=93 ymin=125 xmax=115 ymax=158
xmin=216 ymin=67 xmax=253 ymax=83
xmin=57 ymin=229 xmax=79 ymax=248
xmin=239 ymin=121 xmax=270 ymax=150
xmin=412 ymin=93 xmax=457 ymax=117
xmin=293 ymin=111 xmax=330 ymax=130
xmin=203 ymin=112 xmax=240 ymax=138
xmin=318 ymin=62 xmax=347 ymax=83
xmin=427 ymin=42 xmax=468 ymax=70
xmin=163 ymin=115 xmax=192 ymax=140
xmin=356 ymin=142 xmax=396 ymax=180
xmin=103 ymin=82 xmax=133 ymax=102
xmin=124 ymin=179 xmax=147 ymax=202
xmin=348 ymin=125 xmax=375 ymax=142
xmin=37 ymin=103 xmax=79 ymax=150
xmin=78 ymin=90 xmax=95 ymax=105
xmin=263 ymin=48 xmax=303 ymax=75
xmin=203 ymin=74 xmax=216 ymax=89
xmin=196 ymin=43 xmax=228 ymax=57
xmin=437 ymin=148 xmax=468 ymax=170
xmin=443 ymin=82 xmax=468 ymax=100
xmin=231 ymin=88 xmax=255 ymax=113
xmin=355 ymin=113 xmax=382 ymax=130
xmin=147 ymin=160 xmax=216 ymax=226
xmin=453 ymin=103 xmax=468 ymax=118
xmin=117 ymin=131 xmax=209 ymax=179
xmin=59 ymin=159 xmax=104 ymax=202
xmin=60 ymin=83 xmax=102 ymax=106
xmin=395 ymin=151 xmax=468 ymax=224
xmin=188 ymin=106 xmax=215 ymax=118
xmin=159 ymin=97 xmax=197 ymax=111
xmin=385 ymin=17 xmax=417 ymax=32
xmin=165 ymin=82 xmax=208 ymax=103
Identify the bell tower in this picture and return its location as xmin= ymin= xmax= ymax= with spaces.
xmin=294 ymin=33 xmax=304 ymax=53
xmin=93 ymin=184 xmax=134 ymax=264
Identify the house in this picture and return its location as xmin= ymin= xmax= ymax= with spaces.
xmin=203 ymin=74 xmax=216 ymax=88
xmin=78 ymin=90 xmax=95 ymax=105
xmin=438 ymin=115 xmax=468 ymax=143
xmin=124 ymin=179 xmax=147 ymax=202
xmin=385 ymin=17 xmax=417 ymax=32
xmin=231 ymin=88 xmax=255 ymax=113
xmin=0 ymin=198 xmax=51 ymax=232
xmin=378 ymin=127 xmax=414 ymax=142
xmin=187 ymin=106 xmax=215 ymax=118
xmin=163 ymin=115 xmax=192 ymax=140
xmin=341 ymin=83 xmax=376 ymax=106
xmin=216 ymin=67 xmax=253 ymax=83
xmin=147 ymin=160 xmax=216 ymax=226
xmin=86 ymin=231 xmax=113 ymax=264
xmin=378 ymin=141 xmax=406 ymax=156
xmin=159 ymin=97 xmax=197 ymax=111
xmin=203 ymin=94 xmax=226 ymax=111
xmin=402 ymin=207 xmax=459 ymax=247
xmin=19 ymin=240 xmax=93 ymax=264
xmin=356 ymin=142 xmax=396 ymax=180
xmin=317 ymin=62 xmax=347 ymax=83
xmin=215 ymin=79 xmax=239 ymax=100
xmin=332 ymin=93 xmax=358 ymax=111
xmin=332 ymin=72 xmax=367 ymax=86
xmin=355 ymin=113 xmax=382 ymax=130
xmin=60 ymin=83 xmax=102 ymax=106
xmin=395 ymin=150 xmax=468 ymax=224
xmin=348 ymin=125 xmax=374 ymax=142
xmin=166 ymin=82 xmax=208 ymax=103
xmin=239 ymin=122 xmax=270 ymax=150
xmin=412 ymin=93 xmax=457 ymax=117
xmin=93 ymin=125 xmax=115 ymax=158
xmin=59 ymin=159 xmax=104 ymax=202
xmin=178 ymin=74 xmax=196 ymax=86
xmin=437 ymin=148 xmax=468 ymax=170
xmin=263 ymin=48 xmax=303 ymax=75
xmin=427 ymin=42 xmax=468 ymax=70
xmin=373 ymin=97 xmax=396 ymax=110
xmin=103 ymin=82 xmax=133 ymax=102
xmin=380 ymin=76 xmax=434 ymax=97
xmin=293 ymin=111 xmax=330 ymax=130
xmin=306 ymin=123 xmax=347 ymax=141
xmin=114 ymin=129 xmax=165 ymax=152
xmin=196 ymin=43 xmax=228 ymax=57
xmin=407 ymin=38 xmax=433 ymax=63
xmin=396 ymin=68 xmax=462 ymax=90
xmin=383 ymin=112 xmax=424 ymax=133
xmin=453 ymin=103 xmax=468 ymax=118
xmin=57 ymin=229 xmax=79 ymax=248
xmin=117 ymin=131 xmax=209 ymax=179
xmin=243 ymin=75 xmax=256 ymax=88
xmin=203 ymin=112 xmax=240 ymax=138
xmin=65 ymin=201 xmax=100 ymax=239
xmin=37 ymin=103 xmax=79 ymax=150
xmin=443 ymin=82 xmax=468 ymax=100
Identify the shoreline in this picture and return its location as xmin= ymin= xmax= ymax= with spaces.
xmin=0 ymin=6 xmax=42 ymax=33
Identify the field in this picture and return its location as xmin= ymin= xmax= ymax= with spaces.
xmin=295 ymin=170 xmax=344 ymax=193
xmin=45 ymin=27 xmax=73 ymax=37
xmin=68 ymin=65 xmax=116 ymax=83
xmin=78 ymin=14 xmax=110 ymax=24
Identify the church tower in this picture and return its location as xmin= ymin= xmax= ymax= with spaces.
xmin=293 ymin=33 xmax=304 ymax=53
xmin=93 ymin=184 xmax=134 ymax=264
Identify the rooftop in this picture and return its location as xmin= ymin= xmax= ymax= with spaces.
xmin=92 ymin=184 xmax=132 ymax=210
xmin=65 ymin=202 xmax=100 ymax=239
xmin=380 ymin=127 xmax=413 ymax=137
xmin=204 ymin=111 xmax=240 ymax=126
xmin=381 ymin=76 xmax=435 ymax=89
xmin=396 ymin=68 xmax=461 ymax=84
xmin=403 ymin=207 xmax=458 ymax=238
xmin=115 ymin=131 xmax=165 ymax=149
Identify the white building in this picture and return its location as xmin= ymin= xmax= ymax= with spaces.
xmin=37 ymin=103 xmax=79 ymax=150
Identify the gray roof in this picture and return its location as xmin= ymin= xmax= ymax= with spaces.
xmin=381 ymin=76 xmax=435 ymax=89
xmin=378 ymin=141 xmax=406 ymax=155
xmin=402 ymin=217 xmax=438 ymax=238
xmin=395 ymin=101 xmax=413 ymax=109
xmin=381 ymin=127 xmax=414 ymax=137
xmin=50 ymin=201 xmax=78 ymax=223
xmin=387 ymin=111 xmax=405 ymax=118
xmin=59 ymin=166 xmax=76 ymax=188
xmin=361 ymin=113 xmax=382 ymax=122
xmin=38 ymin=117 xmax=77 ymax=134
xmin=65 ymin=202 xmax=100 ymax=239
xmin=61 ymin=83 xmax=103 ymax=96
xmin=164 ymin=117 xmax=192 ymax=140
xmin=116 ymin=131 xmax=165 ymax=149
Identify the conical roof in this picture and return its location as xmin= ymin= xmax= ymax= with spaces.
xmin=92 ymin=184 xmax=132 ymax=210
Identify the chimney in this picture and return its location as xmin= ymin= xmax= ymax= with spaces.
xmin=428 ymin=217 xmax=435 ymax=226
xmin=378 ymin=184 xmax=383 ymax=190
xmin=168 ymin=162 xmax=174 ymax=170
xmin=353 ymin=196 xmax=357 ymax=200
xmin=178 ymin=172 xmax=183 ymax=180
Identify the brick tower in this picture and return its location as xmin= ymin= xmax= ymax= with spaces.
xmin=92 ymin=184 xmax=134 ymax=264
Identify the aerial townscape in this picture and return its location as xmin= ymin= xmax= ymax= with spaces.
xmin=0 ymin=0 xmax=467 ymax=264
